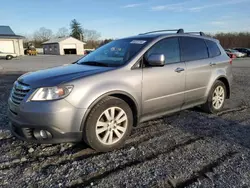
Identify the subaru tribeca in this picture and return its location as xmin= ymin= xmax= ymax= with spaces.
xmin=8 ymin=29 xmax=233 ymax=152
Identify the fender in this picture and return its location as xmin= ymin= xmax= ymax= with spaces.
xmin=79 ymin=90 xmax=140 ymax=131
xmin=205 ymin=74 xmax=230 ymax=100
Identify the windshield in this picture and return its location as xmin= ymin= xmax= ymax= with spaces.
xmin=77 ymin=38 xmax=151 ymax=67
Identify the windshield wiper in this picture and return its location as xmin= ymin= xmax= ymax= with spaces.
xmin=78 ymin=61 xmax=109 ymax=67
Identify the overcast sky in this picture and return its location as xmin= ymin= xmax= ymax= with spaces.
xmin=1 ymin=0 xmax=250 ymax=39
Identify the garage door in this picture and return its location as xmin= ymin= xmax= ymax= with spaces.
xmin=63 ymin=44 xmax=76 ymax=49
xmin=63 ymin=44 xmax=77 ymax=55
xmin=0 ymin=41 xmax=14 ymax=53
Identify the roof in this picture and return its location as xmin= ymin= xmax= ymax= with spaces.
xmin=122 ymin=33 xmax=216 ymax=43
xmin=124 ymin=33 xmax=171 ymax=39
xmin=42 ymin=36 xmax=86 ymax=44
xmin=0 ymin=26 xmax=24 ymax=39
xmin=42 ymin=37 xmax=69 ymax=44
xmin=122 ymin=29 xmax=216 ymax=41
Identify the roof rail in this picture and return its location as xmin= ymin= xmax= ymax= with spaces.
xmin=185 ymin=32 xmax=206 ymax=36
xmin=139 ymin=28 xmax=184 ymax=35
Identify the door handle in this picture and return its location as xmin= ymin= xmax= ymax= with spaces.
xmin=175 ymin=67 xmax=185 ymax=73
xmin=210 ymin=62 xmax=216 ymax=66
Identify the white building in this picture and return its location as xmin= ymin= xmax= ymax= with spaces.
xmin=0 ymin=26 xmax=24 ymax=56
xmin=42 ymin=37 xmax=86 ymax=55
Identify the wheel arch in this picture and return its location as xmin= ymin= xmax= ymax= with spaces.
xmin=80 ymin=91 xmax=140 ymax=131
xmin=217 ymin=76 xmax=230 ymax=99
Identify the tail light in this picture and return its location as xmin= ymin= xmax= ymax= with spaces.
xmin=229 ymin=58 xmax=232 ymax=65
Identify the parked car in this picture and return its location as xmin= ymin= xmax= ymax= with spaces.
xmin=8 ymin=29 xmax=233 ymax=152
xmin=225 ymin=49 xmax=246 ymax=58
xmin=233 ymin=48 xmax=250 ymax=57
xmin=226 ymin=51 xmax=236 ymax=59
xmin=0 ymin=51 xmax=17 ymax=60
xmin=84 ymin=50 xmax=94 ymax=55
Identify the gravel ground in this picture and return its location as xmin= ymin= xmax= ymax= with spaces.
xmin=1 ymin=58 xmax=250 ymax=188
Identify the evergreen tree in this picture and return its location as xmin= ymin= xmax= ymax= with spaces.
xmin=70 ymin=19 xmax=83 ymax=40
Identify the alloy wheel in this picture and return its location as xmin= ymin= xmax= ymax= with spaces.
xmin=212 ymin=85 xmax=225 ymax=110
xmin=95 ymin=107 xmax=128 ymax=145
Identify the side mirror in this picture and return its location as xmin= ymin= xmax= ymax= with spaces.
xmin=147 ymin=54 xmax=165 ymax=67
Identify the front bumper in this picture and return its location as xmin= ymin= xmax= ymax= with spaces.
xmin=9 ymin=122 xmax=82 ymax=144
xmin=8 ymin=98 xmax=87 ymax=144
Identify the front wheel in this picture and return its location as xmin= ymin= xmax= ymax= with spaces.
xmin=201 ymin=80 xmax=226 ymax=114
xmin=6 ymin=55 xmax=13 ymax=60
xmin=83 ymin=96 xmax=133 ymax=152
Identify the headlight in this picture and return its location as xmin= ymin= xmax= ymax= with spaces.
xmin=30 ymin=86 xmax=73 ymax=101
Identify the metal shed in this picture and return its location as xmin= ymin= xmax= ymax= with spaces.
xmin=42 ymin=37 xmax=86 ymax=55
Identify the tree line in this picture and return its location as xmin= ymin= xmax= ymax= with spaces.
xmin=24 ymin=19 xmax=112 ymax=49
xmin=211 ymin=32 xmax=250 ymax=49
xmin=24 ymin=19 xmax=250 ymax=50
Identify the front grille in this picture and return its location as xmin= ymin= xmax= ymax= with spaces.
xmin=11 ymin=81 xmax=30 ymax=105
xmin=22 ymin=128 xmax=33 ymax=139
xmin=12 ymin=124 xmax=33 ymax=139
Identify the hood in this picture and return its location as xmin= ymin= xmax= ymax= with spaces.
xmin=18 ymin=64 xmax=114 ymax=88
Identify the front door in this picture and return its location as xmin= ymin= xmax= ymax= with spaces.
xmin=142 ymin=37 xmax=185 ymax=115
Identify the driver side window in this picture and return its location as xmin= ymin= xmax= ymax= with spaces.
xmin=146 ymin=37 xmax=180 ymax=64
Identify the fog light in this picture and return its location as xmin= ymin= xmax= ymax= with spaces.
xmin=40 ymin=130 xmax=48 ymax=139
xmin=33 ymin=130 xmax=52 ymax=140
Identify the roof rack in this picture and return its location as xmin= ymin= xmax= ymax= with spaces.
xmin=185 ymin=32 xmax=206 ymax=36
xmin=139 ymin=28 xmax=184 ymax=35
xmin=138 ymin=29 xmax=206 ymax=36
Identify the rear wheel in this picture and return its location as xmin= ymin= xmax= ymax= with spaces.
xmin=201 ymin=80 xmax=226 ymax=114
xmin=6 ymin=55 xmax=13 ymax=60
xmin=83 ymin=96 xmax=133 ymax=152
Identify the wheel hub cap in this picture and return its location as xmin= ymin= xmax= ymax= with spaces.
xmin=212 ymin=86 xmax=225 ymax=110
xmin=96 ymin=107 xmax=128 ymax=145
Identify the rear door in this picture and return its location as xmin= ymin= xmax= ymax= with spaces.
xmin=142 ymin=37 xmax=186 ymax=115
xmin=180 ymin=37 xmax=211 ymax=106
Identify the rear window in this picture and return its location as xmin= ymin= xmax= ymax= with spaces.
xmin=180 ymin=37 xmax=208 ymax=61
xmin=206 ymin=40 xmax=221 ymax=57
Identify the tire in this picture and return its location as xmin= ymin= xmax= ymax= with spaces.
xmin=6 ymin=55 xmax=13 ymax=60
xmin=201 ymin=80 xmax=226 ymax=114
xmin=83 ymin=96 xmax=133 ymax=152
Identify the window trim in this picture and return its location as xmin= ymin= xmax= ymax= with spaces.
xmin=205 ymin=39 xmax=221 ymax=58
xmin=143 ymin=36 xmax=181 ymax=66
xmin=179 ymin=36 xmax=209 ymax=62
xmin=131 ymin=58 xmax=143 ymax=70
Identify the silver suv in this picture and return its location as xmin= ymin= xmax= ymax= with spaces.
xmin=8 ymin=29 xmax=232 ymax=152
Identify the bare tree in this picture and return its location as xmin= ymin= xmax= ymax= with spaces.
xmin=99 ymin=39 xmax=113 ymax=47
xmin=21 ymin=34 xmax=33 ymax=48
xmin=83 ymin=29 xmax=101 ymax=41
xmin=33 ymin=27 xmax=53 ymax=42
xmin=212 ymin=32 xmax=250 ymax=48
xmin=83 ymin=29 xmax=101 ymax=48
xmin=56 ymin=27 xmax=69 ymax=38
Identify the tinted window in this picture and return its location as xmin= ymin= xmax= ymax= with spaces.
xmin=206 ymin=40 xmax=221 ymax=57
xmin=180 ymin=37 xmax=208 ymax=61
xmin=146 ymin=38 xmax=180 ymax=64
